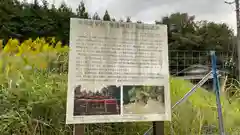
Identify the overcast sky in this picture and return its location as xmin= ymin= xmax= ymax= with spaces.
xmin=26 ymin=0 xmax=237 ymax=33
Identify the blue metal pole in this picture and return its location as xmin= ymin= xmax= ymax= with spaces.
xmin=210 ymin=51 xmax=225 ymax=135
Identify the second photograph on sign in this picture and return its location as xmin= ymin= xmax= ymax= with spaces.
xmin=122 ymin=85 xmax=165 ymax=115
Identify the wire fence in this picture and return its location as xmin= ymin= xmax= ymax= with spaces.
xmin=54 ymin=49 xmax=235 ymax=91
xmin=169 ymin=50 xmax=234 ymax=75
xmin=54 ymin=50 xmax=235 ymax=75
xmin=169 ymin=50 xmax=235 ymax=91
xmin=53 ymin=50 xmax=235 ymax=135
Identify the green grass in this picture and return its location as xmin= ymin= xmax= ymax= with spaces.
xmin=169 ymin=78 xmax=240 ymax=134
xmin=1 ymin=55 xmax=240 ymax=135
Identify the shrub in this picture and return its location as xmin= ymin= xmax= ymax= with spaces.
xmin=0 ymin=38 xmax=240 ymax=135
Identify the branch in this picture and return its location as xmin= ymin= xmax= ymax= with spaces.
xmin=2 ymin=25 xmax=23 ymax=38
xmin=224 ymin=1 xmax=235 ymax=4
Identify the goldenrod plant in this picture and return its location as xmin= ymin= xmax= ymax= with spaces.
xmin=0 ymin=38 xmax=240 ymax=135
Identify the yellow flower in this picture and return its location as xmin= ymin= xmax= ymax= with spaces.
xmin=3 ymin=44 xmax=10 ymax=53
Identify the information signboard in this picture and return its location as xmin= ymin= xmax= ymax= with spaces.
xmin=66 ymin=18 xmax=171 ymax=124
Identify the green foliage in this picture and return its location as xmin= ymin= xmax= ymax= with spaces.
xmin=0 ymin=1 xmax=235 ymax=52
xmin=157 ymin=12 xmax=234 ymax=51
xmin=166 ymin=78 xmax=240 ymax=134
xmin=1 ymin=63 xmax=240 ymax=134
xmin=126 ymin=17 xmax=132 ymax=22
xmin=0 ymin=0 xmax=236 ymax=76
xmin=92 ymin=12 xmax=101 ymax=20
xmin=0 ymin=0 xmax=239 ymax=134
xmin=76 ymin=1 xmax=89 ymax=19
xmin=128 ymin=86 xmax=163 ymax=103
xmin=0 ymin=37 xmax=239 ymax=134
xmin=103 ymin=10 xmax=111 ymax=21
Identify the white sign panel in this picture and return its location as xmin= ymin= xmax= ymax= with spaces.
xmin=66 ymin=18 xmax=171 ymax=124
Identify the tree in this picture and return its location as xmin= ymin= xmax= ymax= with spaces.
xmin=33 ymin=0 xmax=40 ymax=9
xmin=196 ymin=21 xmax=234 ymax=51
xmin=103 ymin=10 xmax=111 ymax=21
xmin=126 ymin=16 xmax=131 ymax=22
xmin=92 ymin=12 xmax=101 ymax=20
xmin=41 ymin=0 xmax=49 ymax=9
xmin=76 ymin=1 xmax=89 ymax=19
xmin=157 ymin=13 xmax=202 ymax=50
xmin=155 ymin=12 xmax=234 ymax=74
xmin=119 ymin=18 xmax=124 ymax=22
xmin=58 ymin=2 xmax=72 ymax=14
xmin=0 ymin=0 xmax=235 ymax=57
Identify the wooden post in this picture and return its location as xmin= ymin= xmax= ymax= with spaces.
xmin=152 ymin=121 xmax=164 ymax=135
xmin=74 ymin=124 xmax=84 ymax=135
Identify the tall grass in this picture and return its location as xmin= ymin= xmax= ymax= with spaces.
xmin=0 ymin=38 xmax=240 ymax=135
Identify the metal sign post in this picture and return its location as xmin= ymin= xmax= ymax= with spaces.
xmin=152 ymin=121 xmax=164 ymax=135
xmin=210 ymin=51 xmax=225 ymax=135
xmin=74 ymin=125 xmax=84 ymax=135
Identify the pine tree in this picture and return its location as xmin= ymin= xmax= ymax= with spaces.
xmin=126 ymin=16 xmax=131 ymax=22
xmin=92 ymin=12 xmax=101 ymax=20
xmin=76 ymin=1 xmax=88 ymax=19
xmin=103 ymin=10 xmax=111 ymax=21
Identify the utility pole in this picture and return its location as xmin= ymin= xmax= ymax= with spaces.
xmin=225 ymin=0 xmax=240 ymax=79
xmin=235 ymin=0 xmax=240 ymax=80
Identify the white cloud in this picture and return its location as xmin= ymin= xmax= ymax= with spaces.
xmin=20 ymin=0 xmax=238 ymax=33
xmin=70 ymin=0 xmax=237 ymax=32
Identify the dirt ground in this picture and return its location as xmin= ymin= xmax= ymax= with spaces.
xmin=123 ymin=99 xmax=165 ymax=114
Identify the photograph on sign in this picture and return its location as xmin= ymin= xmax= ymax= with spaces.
xmin=73 ymin=85 xmax=121 ymax=116
xmin=123 ymin=85 xmax=165 ymax=114
xmin=66 ymin=18 xmax=171 ymax=124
